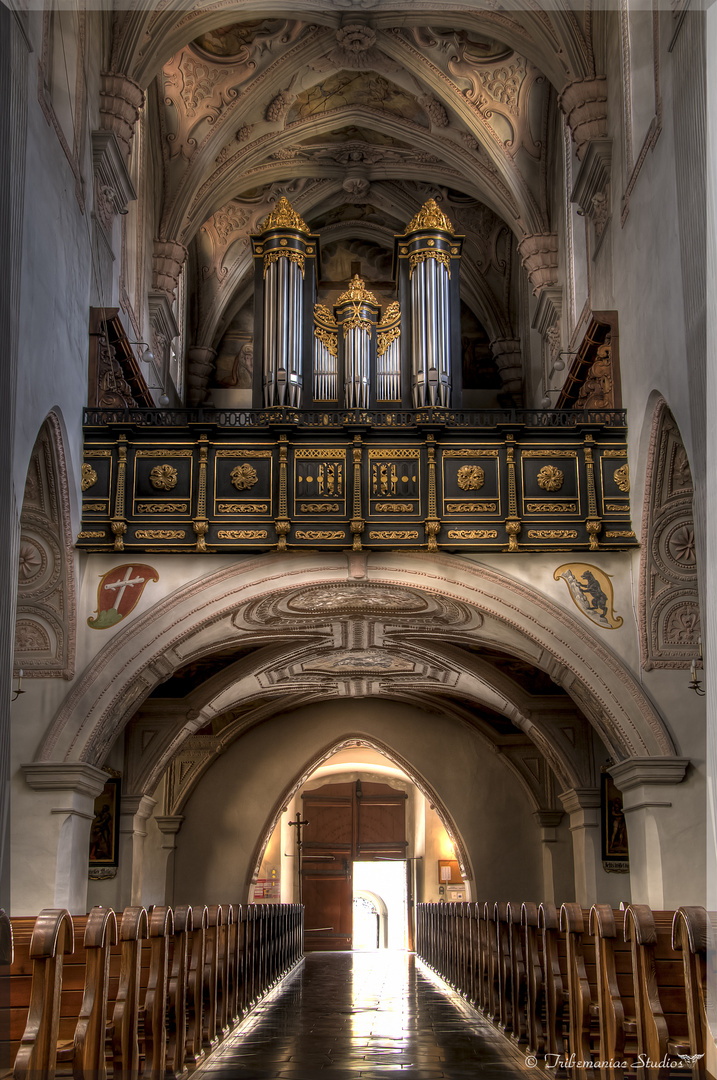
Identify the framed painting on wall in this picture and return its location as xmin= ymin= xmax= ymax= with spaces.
xmin=601 ymin=771 xmax=629 ymax=873
xmin=88 ymin=774 xmax=121 ymax=873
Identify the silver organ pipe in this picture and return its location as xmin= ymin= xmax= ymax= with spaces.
xmin=376 ymin=301 xmax=402 ymax=403
xmin=398 ymin=198 xmax=462 ymax=408
xmin=252 ymin=197 xmax=316 ymax=409
xmin=335 ymin=276 xmax=380 ymax=411
xmin=313 ymin=304 xmax=338 ymax=402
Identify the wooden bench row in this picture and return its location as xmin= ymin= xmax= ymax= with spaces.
xmin=0 ymin=902 xmax=303 ymax=1079
xmin=416 ymin=901 xmax=708 ymax=1079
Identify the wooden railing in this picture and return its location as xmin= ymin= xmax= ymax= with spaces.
xmin=0 ymin=903 xmax=303 ymax=1079
xmin=416 ymin=901 xmax=708 ymax=1079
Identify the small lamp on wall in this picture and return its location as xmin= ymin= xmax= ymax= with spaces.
xmin=12 ymin=669 xmax=25 ymax=701
xmin=689 ymin=637 xmax=705 ymax=696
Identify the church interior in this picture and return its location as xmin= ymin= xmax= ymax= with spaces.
xmin=0 ymin=0 xmax=713 ymax=1075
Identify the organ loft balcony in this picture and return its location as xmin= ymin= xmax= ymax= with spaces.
xmin=78 ymin=199 xmax=635 ymax=556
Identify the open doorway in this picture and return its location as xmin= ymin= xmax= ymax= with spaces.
xmin=353 ymin=860 xmax=407 ymax=950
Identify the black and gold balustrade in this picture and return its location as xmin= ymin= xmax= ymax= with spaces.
xmin=77 ymin=407 xmax=637 ymax=554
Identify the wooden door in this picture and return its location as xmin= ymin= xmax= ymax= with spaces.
xmin=301 ymin=780 xmax=407 ymax=952
xmin=301 ymin=783 xmax=354 ymax=951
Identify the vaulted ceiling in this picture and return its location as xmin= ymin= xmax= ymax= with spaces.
xmin=120 ymin=9 xmax=593 ymax=357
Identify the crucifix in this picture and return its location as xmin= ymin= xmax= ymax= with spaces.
xmin=103 ymin=566 xmax=146 ymax=610
xmin=288 ymin=812 xmax=310 ymax=905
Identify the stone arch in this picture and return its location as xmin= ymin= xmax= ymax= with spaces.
xmin=40 ymin=552 xmax=676 ymax=769
xmin=638 ymin=397 xmax=701 ymax=669
xmin=14 ymin=413 xmax=76 ymax=679
xmin=243 ymin=733 xmax=476 ymax=887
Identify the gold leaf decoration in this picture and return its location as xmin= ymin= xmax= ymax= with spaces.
xmin=406 ymin=198 xmax=455 ymax=234
xmin=457 ymin=465 xmax=485 ymax=491
xmin=259 ymin=196 xmax=309 ymax=234
xmin=614 ymin=464 xmax=630 ymax=492
xmin=336 ymin=275 xmax=379 ymax=306
xmin=150 ymin=464 xmax=178 ymax=490
xmin=537 ymin=465 xmax=564 ymax=492
xmin=230 ymin=463 xmax=259 ymax=491
xmin=81 ymin=463 xmax=98 ymax=491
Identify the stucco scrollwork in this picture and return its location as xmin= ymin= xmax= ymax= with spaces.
xmin=639 ymin=402 xmax=701 ymax=668
xmin=14 ymin=415 xmax=76 ymax=679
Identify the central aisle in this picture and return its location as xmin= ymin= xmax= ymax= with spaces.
xmin=195 ymin=951 xmax=531 ymax=1079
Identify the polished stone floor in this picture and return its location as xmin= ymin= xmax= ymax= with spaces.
xmin=194 ymin=951 xmax=532 ymax=1079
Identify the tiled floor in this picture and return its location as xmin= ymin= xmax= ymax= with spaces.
xmin=194 ymin=951 xmax=532 ymax=1079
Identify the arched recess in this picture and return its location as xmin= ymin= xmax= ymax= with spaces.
xmin=638 ymin=397 xmax=701 ymax=669
xmin=39 ymin=552 xmax=676 ymax=769
xmin=242 ymin=733 xmax=476 ymax=887
xmin=13 ymin=413 xmax=76 ymax=679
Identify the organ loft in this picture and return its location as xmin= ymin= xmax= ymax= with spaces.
xmin=0 ymin=2 xmax=711 ymax=1077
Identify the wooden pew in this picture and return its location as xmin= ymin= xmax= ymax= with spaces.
xmin=202 ymin=905 xmax=223 ymax=1050
xmin=484 ymin=903 xmax=500 ymax=1021
xmin=63 ymin=908 xmax=118 ymax=1080
xmin=589 ymin=905 xmax=637 ymax=1079
xmin=185 ymin=904 xmax=208 ymax=1067
xmin=624 ymin=905 xmax=691 ymax=1080
xmin=494 ymin=901 xmax=513 ymax=1033
xmin=506 ymin=901 xmax=528 ymax=1044
xmin=165 ymin=905 xmax=191 ymax=1080
xmin=560 ymin=903 xmax=600 ymax=1078
xmin=0 ymin=912 xmax=12 ymax=1077
xmin=110 ymin=905 xmax=149 ymax=1080
xmin=139 ymin=906 xmax=172 ymax=1080
xmin=539 ymin=902 xmax=569 ymax=1076
xmin=474 ymin=903 xmax=490 ymax=1015
xmin=13 ymin=909 xmax=74 ymax=1080
xmin=521 ymin=902 xmax=545 ymax=1059
xmin=671 ymin=907 xmax=708 ymax=1077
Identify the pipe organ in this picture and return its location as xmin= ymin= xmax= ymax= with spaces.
xmin=394 ymin=199 xmax=463 ymax=408
xmin=251 ymin=198 xmax=319 ymax=408
xmin=251 ymin=196 xmax=463 ymax=412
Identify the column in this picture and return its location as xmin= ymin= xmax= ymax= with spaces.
xmin=609 ymin=757 xmax=691 ymax=909
xmin=559 ymin=787 xmax=625 ymax=907
xmin=155 ymin=815 xmax=184 ymax=906
xmin=533 ymin=810 xmax=572 ymax=905
xmin=116 ymin=794 xmax=157 ymax=908
xmin=21 ymin=762 xmax=108 ymax=913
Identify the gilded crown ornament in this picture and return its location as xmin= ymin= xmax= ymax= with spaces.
xmin=406 ymin=198 xmax=455 ymax=235
xmin=336 ymin=275 xmax=379 ymax=306
xmin=260 ymin=196 xmax=310 ymax=234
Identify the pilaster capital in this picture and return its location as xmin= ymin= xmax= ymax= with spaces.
xmin=558 ymin=76 xmax=608 ymax=160
xmin=120 ymin=794 xmax=157 ymax=821
xmin=517 ymin=233 xmax=558 ymax=296
xmin=99 ymin=72 xmax=145 ymax=162
xmin=21 ymin=762 xmax=108 ymax=800
xmin=608 ymin=757 xmax=690 ymax=791
xmin=152 ymin=239 xmax=188 ymax=299
xmin=187 ymin=346 xmax=218 ymax=406
xmin=155 ymin=815 xmax=184 ymax=847
xmin=559 ymin=787 xmax=602 ymax=815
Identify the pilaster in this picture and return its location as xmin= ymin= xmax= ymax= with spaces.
xmin=21 ymin=762 xmax=108 ymax=913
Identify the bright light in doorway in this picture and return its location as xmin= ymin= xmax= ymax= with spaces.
xmin=353 ymin=861 xmax=407 ymax=951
